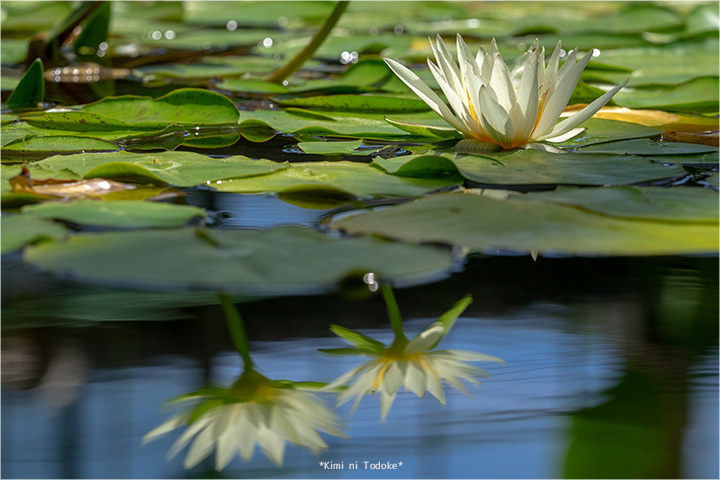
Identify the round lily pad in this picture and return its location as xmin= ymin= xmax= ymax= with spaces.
xmin=331 ymin=192 xmax=718 ymax=256
xmin=23 ymin=226 xmax=456 ymax=294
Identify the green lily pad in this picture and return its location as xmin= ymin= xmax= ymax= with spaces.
xmin=649 ymin=152 xmax=719 ymax=166
xmin=218 ymin=78 xmax=291 ymax=95
xmin=513 ymin=186 xmax=719 ymax=223
xmin=331 ymin=192 xmax=718 ymax=256
xmin=1 ymin=164 xmax=22 ymax=193
xmin=276 ymin=94 xmax=430 ymax=113
xmin=2 ymin=135 xmax=119 ymax=159
xmin=240 ymin=108 xmax=445 ymax=141
xmin=0 ymin=39 xmax=28 ymax=67
xmin=374 ymin=149 xmax=685 ymax=186
xmin=383 ymin=117 xmax=461 ymax=139
xmin=685 ymin=3 xmax=720 ymax=36
xmin=23 ymin=226 xmax=456 ymax=294
xmin=13 ymin=89 xmax=242 ymax=149
xmin=183 ymin=1 xmax=336 ymax=28
xmin=22 ymin=200 xmax=207 ymax=228
xmin=611 ymin=77 xmax=719 ymax=113
xmin=1 ymin=215 xmax=68 ymax=254
xmin=577 ymin=138 xmax=719 ymax=156
xmin=297 ymin=140 xmax=383 ymax=156
xmin=82 ymin=88 xmax=240 ymax=126
xmin=555 ymin=118 xmax=662 ymax=148
xmin=212 ymin=161 xmax=461 ymax=198
xmin=27 ymin=151 xmax=288 ymax=187
xmin=586 ymin=39 xmax=719 ymax=86
xmin=298 ymin=58 xmax=408 ymax=93
xmin=0 ymin=1 xmax=74 ymax=32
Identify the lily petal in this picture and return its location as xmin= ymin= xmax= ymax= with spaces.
xmin=543 ymin=127 xmax=586 ymax=143
xmin=512 ymin=48 xmax=540 ymax=142
xmin=384 ymin=58 xmax=465 ymax=132
xmin=478 ymin=85 xmax=514 ymax=147
xmin=537 ymin=79 xmax=629 ymax=140
xmin=533 ymin=49 xmax=592 ymax=138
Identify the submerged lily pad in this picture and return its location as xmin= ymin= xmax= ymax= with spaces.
xmin=23 ymin=226 xmax=456 ymax=294
xmin=331 ymin=192 xmax=718 ymax=256
xmin=374 ymin=150 xmax=685 ymax=186
xmin=1 ymin=215 xmax=68 ymax=254
xmin=212 ymin=161 xmax=461 ymax=198
xmin=22 ymin=200 xmax=207 ymax=228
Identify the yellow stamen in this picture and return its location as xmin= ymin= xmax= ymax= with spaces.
xmin=466 ymin=89 xmax=479 ymax=124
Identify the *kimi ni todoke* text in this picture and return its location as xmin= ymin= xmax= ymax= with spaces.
xmin=319 ymin=460 xmax=404 ymax=470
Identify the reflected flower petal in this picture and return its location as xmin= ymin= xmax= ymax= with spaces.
xmin=144 ymin=370 xmax=346 ymax=470
xmin=323 ymin=295 xmax=501 ymax=421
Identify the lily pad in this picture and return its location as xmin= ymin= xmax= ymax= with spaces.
xmin=80 ymin=88 xmax=239 ymax=125
xmin=22 ymin=200 xmax=207 ymax=228
xmin=586 ymin=39 xmax=719 ymax=87
xmin=240 ymin=108 xmax=447 ymax=141
xmin=611 ymin=77 xmax=720 ymax=113
xmin=12 ymin=89 xmax=242 ymax=149
xmin=374 ymin=150 xmax=685 ymax=186
xmin=576 ymin=138 xmax=719 ymax=156
xmin=23 ymin=226 xmax=456 ymax=294
xmin=331 ymin=192 xmax=718 ymax=256
xmin=297 ymin=140 xmax=384 ymax=156
xmin=27 ymin=151 xmax=288 ymax=187
xmin=2 ymin=135 xmax=119 ymax=159
xmin=277 ymin=94 xmax=430 ymax=113
xmin=513 ymin=186 xmax=719 ymax=223
xmin=212 ymin=161 xmax=461 ymax=198
xmin=555 ymin=118 xmax=662 ymax=148
xmin=1 ymin=215 xmax=68 ymax=254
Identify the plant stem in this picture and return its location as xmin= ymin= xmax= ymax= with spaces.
xmin=218 ymin=293 xmax=253 ymax=370
xmin=266 ymin=1 xmax=349 ymax=84
xmin=381 ymin=285 xmax=406 ymax=340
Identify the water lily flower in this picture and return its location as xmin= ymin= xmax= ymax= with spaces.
xmin=143 ymin=369 xmax=347 ymax=470
xmin=384 ymin=35 xmax=628 ymax=152
xmin=321 ymin=293 xmax=504 ymax=421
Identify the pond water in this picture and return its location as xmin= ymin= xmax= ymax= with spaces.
xmin=2 ymin=218 xmax=718 ymax=478
xmin=2 ymin=1 xmax=719 ymax=478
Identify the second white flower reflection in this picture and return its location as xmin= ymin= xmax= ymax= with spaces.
xmin=322 ymin=290 xmax=504 ymax=421
xmin=385 ymin=35 xmax=628 ymax=152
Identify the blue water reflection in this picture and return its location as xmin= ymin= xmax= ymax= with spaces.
xmin=3 ymin=311 xmax=717 ymax=478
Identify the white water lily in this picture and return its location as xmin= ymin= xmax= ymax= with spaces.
xmin=321 ymin=295 xmax=504 ymax=421
xmin=385 ymin=35 xmax=628 ymax=152
xmin=142 ymin=370 xmax=346 ymax=470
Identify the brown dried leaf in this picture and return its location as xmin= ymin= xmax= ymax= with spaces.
xmin=10 ymin=167 xmax=136 ymax=199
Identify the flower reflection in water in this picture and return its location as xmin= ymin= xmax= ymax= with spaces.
xmin=322 ymin=287 xmax=504 ymax=421
xmin=143 ymin=295 xmax=346 ymax=470
xmin=143 ymin=370 xmax=346 ymax=469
